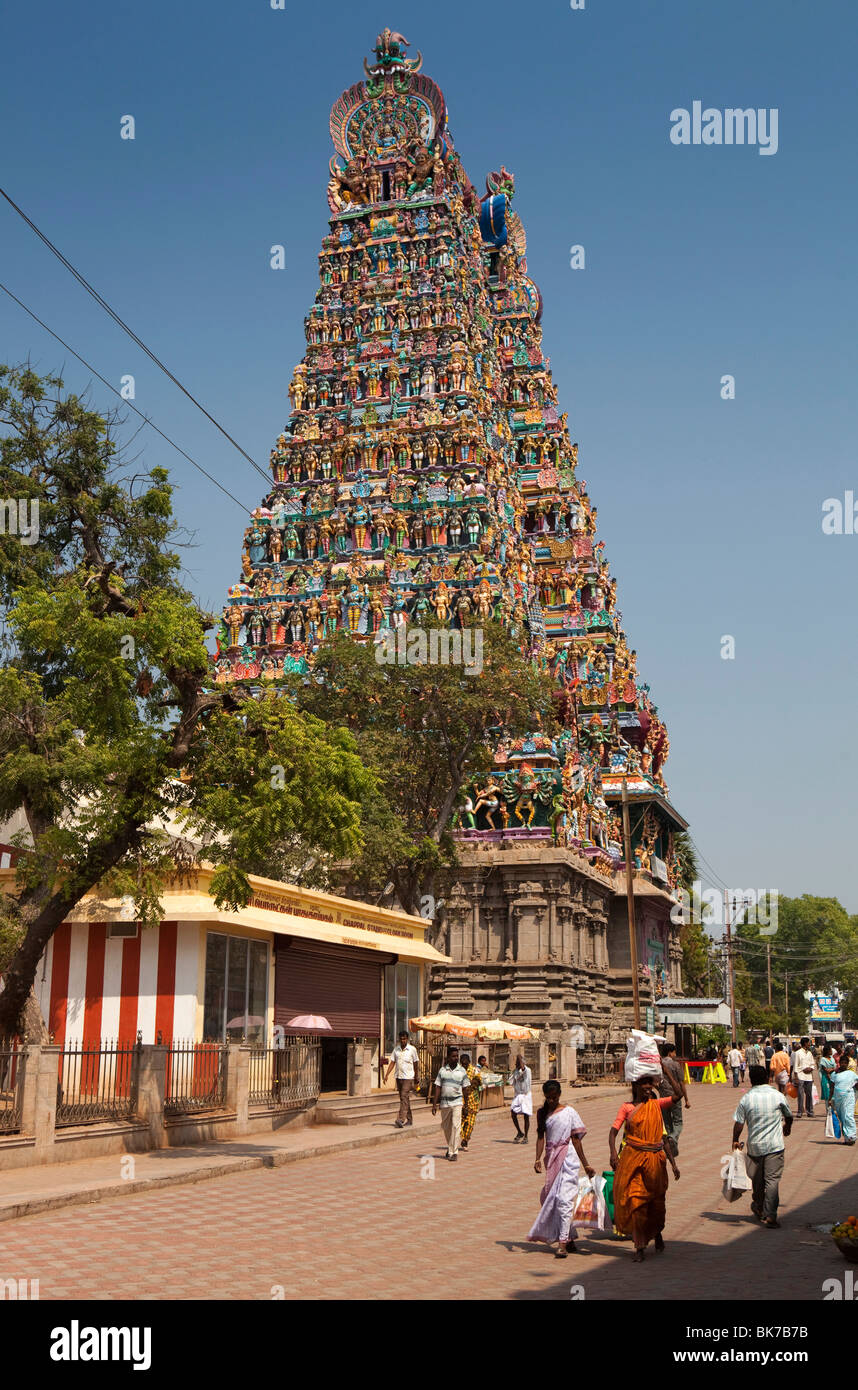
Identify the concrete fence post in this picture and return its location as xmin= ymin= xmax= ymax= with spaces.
xmin=230 ymin=1045 xmax=251 ymax=1134
xmin=19 ymin=1044 xmax=60 ymax=1159
xmin=137 ymin=1045 xmax=168 ymax=1149
xmin=347 ymin=1041 xmax=373 ymax=1097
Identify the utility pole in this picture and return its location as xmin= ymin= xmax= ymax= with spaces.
xmin=785 ymin=971 xmax=789 ymax=1020
xmin=724 ymin=889 xmax=737 ymax=1043
xmin=621 ymin=779 xmax=641 ymax=1029
xmin=767 ymin=940 xmax=772 ymax=1008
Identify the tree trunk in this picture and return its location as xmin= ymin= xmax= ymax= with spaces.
xmin=0 ymin=897 xmax=72 ymax=1036
xmin=20 ymin=987 xmax=50 ymax=1043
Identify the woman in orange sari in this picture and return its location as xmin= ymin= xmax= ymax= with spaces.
xmin=609 ymin=1074 xmax=680 ymax=1262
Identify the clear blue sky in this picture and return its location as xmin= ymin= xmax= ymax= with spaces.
xmin=2 ymin=0 xmax=856 ymax=909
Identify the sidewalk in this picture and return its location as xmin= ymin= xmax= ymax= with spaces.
xmin=0 ymin=1085 xmax=620 ymax=1223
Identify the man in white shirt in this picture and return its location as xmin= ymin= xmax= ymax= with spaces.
xmin=508 ymin=1053 xmax=533 ymax=1143
xmin=384 ymin=1031 xmax=420 ymax=1128
xmin=432 ymin=1046 xmax=471 ymax=1160
xmin=732 ymin=1064 xmax=793 ymax=1227
xmin=792 ymin=1036 xmax=816 ymax=1118
xmin=727 ymin=1043 xmax=744 ymax=1088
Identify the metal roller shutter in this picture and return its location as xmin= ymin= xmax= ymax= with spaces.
xmin=274 ymin=938 xmax=392 ymax=1037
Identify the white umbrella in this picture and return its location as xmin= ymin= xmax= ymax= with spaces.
xmin=286 ymin=1014 xmax=333 ymax=1031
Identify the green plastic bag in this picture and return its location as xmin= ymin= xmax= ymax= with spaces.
xmin=602 ymin=1169 xmax=615 ymax=1221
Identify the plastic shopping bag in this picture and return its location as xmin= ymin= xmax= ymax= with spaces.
xmin=572 ymin=1174 xmax=610 ymax=1231
xmin=601 ymin=1169 xmax=615 ymax=1222
xmin=624 ymin=1029 xmax=665 ymax=1082
xmin=721 ymin=1151 xmax=752 ymax=1203
xmin=812 ymin=1084 xmax=820 ymax=1107
xmin=825 ymin=1109 xmax=842 ymax=1140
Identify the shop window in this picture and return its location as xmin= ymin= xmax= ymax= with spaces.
xmin=384 ymin=962 xmax=422 ymax=1051
xmin=204 ymin=933 xmax=268 ymax=1042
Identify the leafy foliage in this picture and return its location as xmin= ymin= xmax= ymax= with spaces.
xmin=0 ymin=367 xmax=372 ymax=1033
xmin=735 ymin=894 xmax=858 ymax=1030
xmin=290 ymin=623 xmax=557 ymax=914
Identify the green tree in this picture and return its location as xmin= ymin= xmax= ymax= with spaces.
xmin=291 ymin=624 xmax=557 ymax=916
xmin=734 ymin=895 xmax=858 ymax=1034
xmin=0 ymin=366 xmax=373 ymax=1035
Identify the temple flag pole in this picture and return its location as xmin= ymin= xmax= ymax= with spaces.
xmin=621 ymin=778 xmax=641 ymax=1030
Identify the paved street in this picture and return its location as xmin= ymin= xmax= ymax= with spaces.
xmin=2 ymin=1084 xmax=856 ymax=1300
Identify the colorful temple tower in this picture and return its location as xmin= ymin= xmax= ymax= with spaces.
xmin=219 ymin=31 xmax=688 ymax=1045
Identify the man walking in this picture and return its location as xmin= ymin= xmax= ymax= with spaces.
xmin=744 ymin=1038 xmax=764 ymax=1070
xmin=770 ymin=1039 xmax=791 ymax=1092
xmin=728 ymin=1041 xmax=744 ymax=1088
xmin=508 ymin=1053 xmax=533 ymax=1143
xmin=732 ymin=1064 xmax=793 ymax=1227
xmin=432 ymin=1046 xmax=470 ymax=1161
xmin=792 ymin=1036 xmax=816 ymax=1118
xmin=384 ymin=1030 xmax=420 ymax=1128
xmin=658 ymin=1041 xmax=690 ymax=1151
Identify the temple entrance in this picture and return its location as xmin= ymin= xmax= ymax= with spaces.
xmin=320 ymin=1037 xmax=348 ymax=1092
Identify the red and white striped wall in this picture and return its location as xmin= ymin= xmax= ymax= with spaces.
xmin=35 ymin=921 xmax=201 ymax=1047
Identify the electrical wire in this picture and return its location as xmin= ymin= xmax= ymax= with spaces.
xmin=684 ymin=833 xmax=732 ymax=893
xmin=0 ymin=282 xmax=253 ymax=514
xmin=0 ymin=185 xmax=271 ymax=485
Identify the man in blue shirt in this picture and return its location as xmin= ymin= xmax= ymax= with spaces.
xmin=731 ymin=1065 xmax=793 ymax=1227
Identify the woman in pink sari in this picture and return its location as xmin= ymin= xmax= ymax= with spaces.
xmin=528 ymin=1081 xmax=595 ymax=1258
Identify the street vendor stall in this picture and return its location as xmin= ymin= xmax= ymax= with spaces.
xmin=408 ymin=1014 xmax=540 ymax=1104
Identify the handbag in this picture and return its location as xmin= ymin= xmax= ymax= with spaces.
xmin=785 ymin=1081 xmax=798 ymax=1099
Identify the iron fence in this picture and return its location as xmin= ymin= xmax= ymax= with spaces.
xmin=163 ymin=1040 xmax=226 ymax=1116
xmin=55 ymin=1039 xmax=141 ymax=1127
xmin=248 ymin=1038 xmax=321 ymax=1110
xmin=0 ymin=1038 xmax=21 ymax=1133
xmin=577 ymin=1048 xmax=624 ymax=1084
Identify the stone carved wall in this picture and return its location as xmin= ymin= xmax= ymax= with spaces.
xmin=430 ymin=845 xmax=679 ymax=1043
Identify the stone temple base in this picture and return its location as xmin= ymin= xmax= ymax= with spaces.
xmin=429 ymin=842 xmax=680 ymax=1046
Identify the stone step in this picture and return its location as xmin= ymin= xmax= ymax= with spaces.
xmin=313 ymin=1094 xmax=424 ymax=1126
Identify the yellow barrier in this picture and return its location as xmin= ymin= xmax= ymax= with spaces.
xmin=683 ymin=1061 xmax=729 ymax=1084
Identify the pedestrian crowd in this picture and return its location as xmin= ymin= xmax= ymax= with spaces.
xmin=396 ymin=1026 xmax=858 ymax=1263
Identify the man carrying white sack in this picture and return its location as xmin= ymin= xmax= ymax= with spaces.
xmin=509 ymin=1053 xmax=533 ymax=1143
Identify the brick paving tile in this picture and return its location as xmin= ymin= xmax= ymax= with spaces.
xmin=1 ymin=1086 xmax=856 ymax=1300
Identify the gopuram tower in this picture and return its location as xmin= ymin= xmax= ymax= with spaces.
xmin=219 ymin=31 xmax=688 ymax=1052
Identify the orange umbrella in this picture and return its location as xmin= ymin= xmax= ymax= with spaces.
xmin=409 ymin=1012 xmax=480 ymax=1038
xmin=473 ymin=1018 xmax=541 ymax=1041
